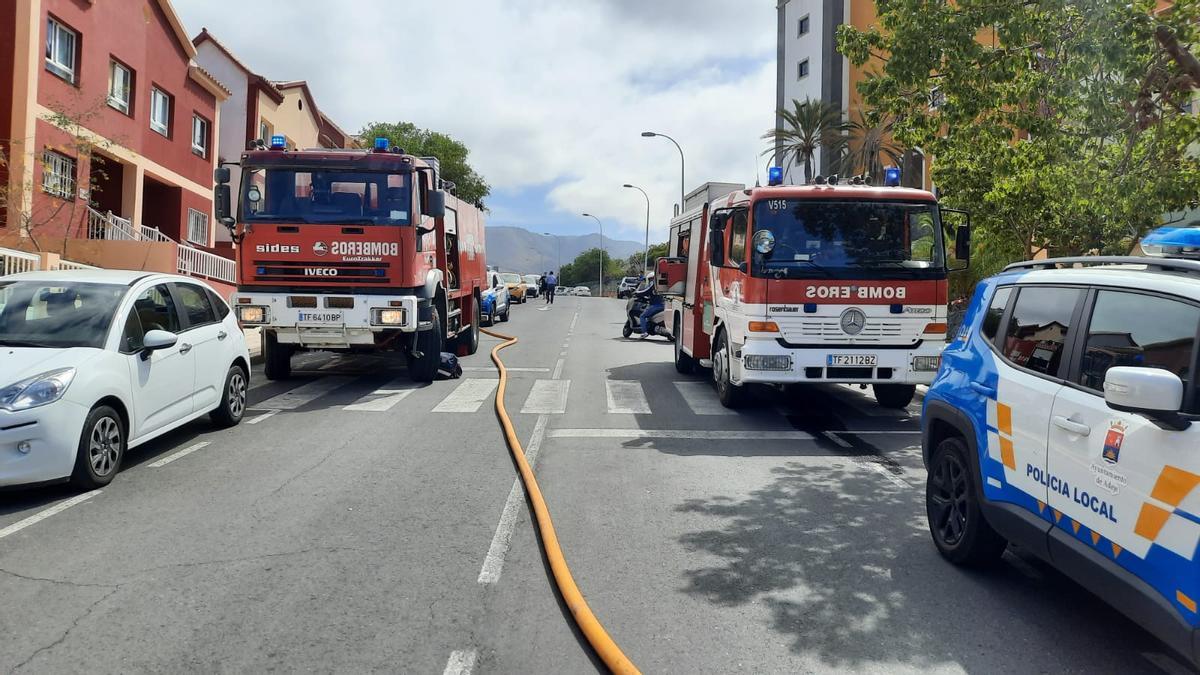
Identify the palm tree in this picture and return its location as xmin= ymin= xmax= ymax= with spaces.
xmin=838 ymin=109 xmax=906 ymax=185
xmin=763 ymin=98 xmax=847 ymax=184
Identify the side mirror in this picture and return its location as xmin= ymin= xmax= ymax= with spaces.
xmin=942 ymin=208 xmax=971 ymax=271
xmin=214 ymin=166 xmax=230 ymax=184
xmin=214 ymin=183 xmax=232 ymax=222
xmin=1104 ymin=366 xmax=1191 ymax=431
xmin=424 ymin=189 xmax=446 ymax=219
xmin=655 ymin=256 xmax=686 ymax=295
xmin=709 ymin=228 xmax=725 ymax=267
xmin=140 ymin=329 xmax=178 ymax=361
xmin=955 ymin=224 xmax=971 ymax=262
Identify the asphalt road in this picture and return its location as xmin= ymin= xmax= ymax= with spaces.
xmin=0 ymin=296 xmax=1195 ymax=674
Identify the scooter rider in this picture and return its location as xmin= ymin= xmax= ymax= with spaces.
xmin=634 ymin=272 xmax=663 ymax=338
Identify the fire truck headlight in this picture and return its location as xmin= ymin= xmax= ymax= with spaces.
xmin=371 ymin=308 xmax=406 ymax=326
xmin=237 ymin=305 xmax=267 ymax=324
xmin=753 ymin=230 xmax=776 ymax=255
xmin=744 ymin=355 xmax=792 ymax=371
xmin=913 ymin=356 xmax=941 ymax=372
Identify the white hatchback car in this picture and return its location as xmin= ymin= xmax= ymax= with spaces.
xmin=0 ymin=271 xmax=251 ymax=489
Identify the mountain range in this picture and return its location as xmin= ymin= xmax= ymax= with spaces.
xmin=484 ymin=226 xmax=646 ymax=274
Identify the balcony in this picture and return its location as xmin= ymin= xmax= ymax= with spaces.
xmin=85 ymin=207 xmax=236 ymax=286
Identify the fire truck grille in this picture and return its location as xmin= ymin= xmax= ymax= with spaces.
xmin=251 ymin=260 xmax=391 ymax=284
xmin=776 ymin=318 xmax=924 ymax=345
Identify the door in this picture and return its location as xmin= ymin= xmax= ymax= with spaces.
xmin=171 ymin=282 xmax=227 ymax=412
xmin=122 ymin=283 xmax=193 ymax=438
xmin=1048 ymin=288 xmax=1200 ymax=621
xmin=987 ymin=285 xmax=1086 ymax=516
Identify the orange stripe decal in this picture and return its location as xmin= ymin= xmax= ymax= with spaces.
xmin=1134 ymin=503 xmax=1172 ymax=541
xmin=1052 ymin=509 xmax=1062 ymax=523
xmin=1178 ymin=591 xmax=1198 ymax=613
xmin=1112 ymin=542 xmax=1123 ymax=558
xmin=1037 ymin=500 xmax=1046 ymax=514
xmin=1090 ymin=531 xmax=1101 ymax=545
xmin=999 ymin=437 xmax=1016 ymax=470
xmin=1071 ymin=520 xmax=1081 ymax=534
xmin=1150 ymin=466 xmax=1200 ymax=507
xmin=997 ymin=404 xmax=1012 ymax=436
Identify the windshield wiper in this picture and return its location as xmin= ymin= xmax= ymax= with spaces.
xmin=0 ymin=339 xmax=55 ymax=348
xmin=763 ymin=259 xmax=832 ymax=278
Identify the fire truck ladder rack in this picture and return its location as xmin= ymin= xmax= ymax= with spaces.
xmin=1004 ymin=256 xmax=1200 ymax=277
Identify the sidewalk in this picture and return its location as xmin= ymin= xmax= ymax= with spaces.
xmin=244 ymin=327 xmax=262 ymax=361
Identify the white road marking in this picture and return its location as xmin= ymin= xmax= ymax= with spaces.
xmin=0 ymin=491 xmax=99 ymax=540
xmin=822 ymin=431 xmax=854 ymax=448
xmin=442 ymin=649 xmax=478 ymax=675
xmin=254 ymin=376 xmax=353 ymax=411
xmin=147 ymin=441 xmax=212 ymax=468
xmin=537 ymin=306 xmax=551 ymax=312
xmin=246 ymin=410 xmax=279 ymax=425
xmin=569 ymin=311 xmax=579 ymax=332
xmin=344 ymin=380 xmax=418 ymax=412
xmin=605 ymin=381 xmax=651 ymax=414
xmin=552 ymin=358 xmax=565 ymax=380
xmin=674 ymin=381 xmax=736 ymax=416
xmin=548 ymin=428 xmax=814 ymax=440
xmin=461 ymin=366 xmax=549 ymax=372
xmin=432 ymin=378 xmax=498 ymax=413
xmin=851 ymin=457 xmax=913 ymax=488
xmin=521 ymin=380 xmax=570 ymax=414
xmin=478 ymin=415 xmax=549 ymax=584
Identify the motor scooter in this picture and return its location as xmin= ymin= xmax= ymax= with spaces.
xmin=622 ymin=294 xmax=672 ymax=339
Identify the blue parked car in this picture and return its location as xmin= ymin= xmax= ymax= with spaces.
xmin=480 ymin=270 xmax=511 ymax=326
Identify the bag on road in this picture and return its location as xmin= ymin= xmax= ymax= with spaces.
xmin=437 ymin=352 xmax=462 ymax=380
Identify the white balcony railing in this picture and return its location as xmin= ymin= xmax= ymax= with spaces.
xmin=87 ymin=207 xmax=140 ymax=241
xmin=53 ymin=259 xmax=98 ymax=271
xmin=178 ymin=244 xmax=236 ymax=284
xmin=0 ymin=247 xmax=41 ymax=276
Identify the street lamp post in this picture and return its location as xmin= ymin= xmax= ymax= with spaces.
xmin=641 ymin=131 xmax=685 ymax=212
xmin=581 ymin=213 xmax=604 ymax=296
xmin=623 ymin=184 xmax=650 ymax=274
xmin=542 ymin=232 xmax=560 ymax=271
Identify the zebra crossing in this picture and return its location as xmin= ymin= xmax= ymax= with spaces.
xmin=246 ymin=369 xmax=920 ymax=419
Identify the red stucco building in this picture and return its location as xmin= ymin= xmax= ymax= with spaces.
xmin=1 ymin=0 xmax=235 ymax=289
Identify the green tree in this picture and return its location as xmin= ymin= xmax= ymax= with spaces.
xmin=763 ymin=98 xmax=849 ymax=184
xmin=622 ymin=242 xmax=669 ymax=276
xmin=838 ymin=0 xmax=1200 ymax=281
xmin=358 ymin=121 xmax=491 ymax=207
xmin=837 ymin=109 xmax=905 ymax=185
xmin=559 ymin=247 xmax=624 ymax=288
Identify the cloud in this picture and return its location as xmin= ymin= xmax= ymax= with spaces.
xmin=174 ymin=0 xmax=775 ymax=242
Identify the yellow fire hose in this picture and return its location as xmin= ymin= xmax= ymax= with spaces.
xmin=480 ymin=327 xmax=640 ymax=675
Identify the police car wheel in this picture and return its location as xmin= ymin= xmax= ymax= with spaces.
xmin=926 ymin=436 xmax=1007 ymax=566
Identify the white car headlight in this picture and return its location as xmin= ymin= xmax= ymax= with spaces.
xmin=0 ymin=367 xmax=77 ymax=412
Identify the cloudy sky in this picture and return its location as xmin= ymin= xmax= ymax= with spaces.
xmin=174 ymin=0 xmax=776 ymax=244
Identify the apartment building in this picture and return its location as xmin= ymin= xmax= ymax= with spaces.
xmin=1 ymin=0 xmax=237 ymax=289
xmin=192 ymin=29 xmax=354 ymax=245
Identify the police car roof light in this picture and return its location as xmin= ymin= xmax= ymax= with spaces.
xmin=1141 ymin=224 xmax=1200 ymax=259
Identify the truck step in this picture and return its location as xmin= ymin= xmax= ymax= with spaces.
xmin=446 ymin=308 xmax=462 ymax=320
xmin=698 ymin=359 xmax=713 ymax=368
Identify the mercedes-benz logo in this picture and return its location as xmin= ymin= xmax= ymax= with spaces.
xmin=840 ymin=308 xmax=866 ymax=335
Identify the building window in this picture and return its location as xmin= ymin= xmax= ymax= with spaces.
xmin=150 ymin=87 xmax=171 ymax=136
xmin=798 ymin=15 xmax=810 ymax=37
xmin=108 ymin=60 xmax=132 ymax=114
xmin=41 ymin=150 xmax=76 ymax=200
xmin=797 ymin=59 xmax=809 ymax=80
xmin=192 ymin=115 xmax=210 ymax=158
xmin=45 ymin=17 xmax=78 ymax=83
xmin=259 ymin=119 xmax=271 ymax=142
xmin=187 ymin=208 xmax=210 ymax=245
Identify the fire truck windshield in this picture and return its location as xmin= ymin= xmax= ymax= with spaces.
xmin=240 ymin=167 xmax=413 ymax=226
xmin=751 ymin=199 xmax=945 ymax=280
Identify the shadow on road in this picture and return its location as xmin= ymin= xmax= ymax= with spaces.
xmin=674 ymin=461 xmax=1186 ymax=672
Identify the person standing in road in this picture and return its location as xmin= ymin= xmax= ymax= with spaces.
xmin=545 ymin=271 xmax=557 ymax=304
xmin=538 ymin=273 xmax=547 ymax=298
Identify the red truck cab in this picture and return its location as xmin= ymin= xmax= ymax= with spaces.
xmin=213 ymin=137 xmax=487 ymax=382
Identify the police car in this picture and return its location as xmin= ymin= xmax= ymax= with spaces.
xmin=922 ymin=253 xmax=1200 ymax=665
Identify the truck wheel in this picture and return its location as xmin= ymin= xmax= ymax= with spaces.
xmin=263 ymin=332 xmax=292 ymax=381
xmin=874 ymin=383 xmax=916 ymax=409
xmin=674 ymin=321 xmax=696 ymax=374
xmin=409 ymin=308 xmax=442 ymax=383
xmin=927 ymin=436 xmax=1007 ymax=566
xmin=500 ymin=303 xmax=510 ymax=322
xmin=712 ymin=331 xmax=747 ymax=408
xmin=462 ymin=301 xmax=480 ymax=355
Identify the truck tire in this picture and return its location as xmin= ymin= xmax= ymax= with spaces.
xmin=926 ymin=436 xmax=1007 ymax=566
xmin=713 ymin=330 xmax=747 ymax=408
xmin=263 ymin=332 xmax=292 ymax=381
xmin=459 ymin=301 xmax=481 ymax=355
xmin=674 ymin=319 xmax=696 ymax=374
xmin=409 ymin=308 xmax=442 ymax=383
xmin=874 ymin=383 xmax=916 ymax=409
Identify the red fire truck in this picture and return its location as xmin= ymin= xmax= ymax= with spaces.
xmin=657 ymin=172 xmax=969 ymax=409
xmin=213 ymin=136 xmax=489 ymax=382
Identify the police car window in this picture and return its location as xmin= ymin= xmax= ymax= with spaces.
xmin=1001 ymin=287 xmax=1082 ymax=377
xmin=1077 ymin=291 xmax=1199 ymax=410
xmin=982 ymin=286 xmax=1012 ymax=343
